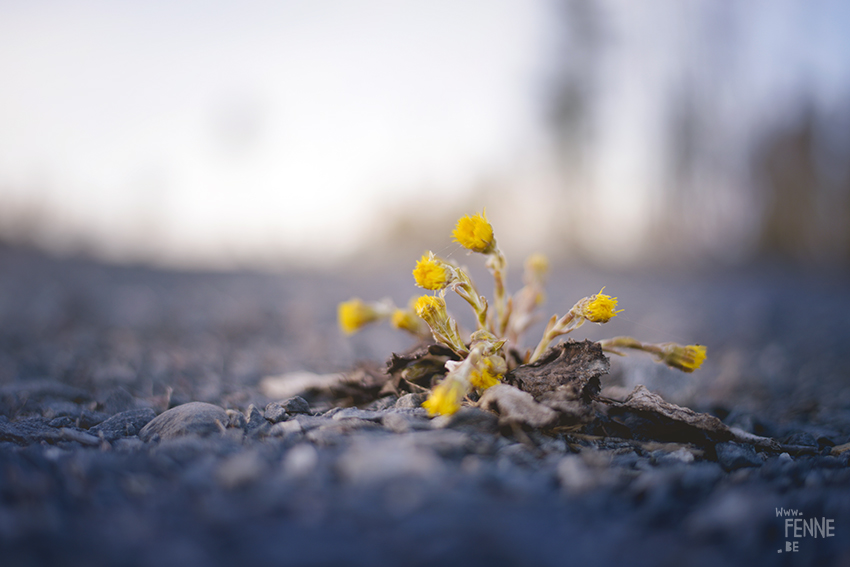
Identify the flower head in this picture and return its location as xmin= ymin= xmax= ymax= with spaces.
xmin=469 ymin=364 xmax=501 ymax=390
xmin=389 ymin=309 xmax=418 ymax=334
xmin=414 ymin=294 xmax=468 ymax=355
xmin=453 ymin=210 xmax=495 ymax=254
xmin=422 ymin=379 xmax=464 ymax=416
xmin=414 ymin=295 xmax=446 ymax=323
xmin=581 ymin=287 xmax=623 ymax=323
xmin=338 ymin=299 xmax=381 ymax=335
xmin=413 ymin=252 xmax=453 ymax=290
xmin=660 ymin=344 xmax=707 ymax=372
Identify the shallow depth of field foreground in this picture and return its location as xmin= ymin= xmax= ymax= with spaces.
xmin=2 ymin=241 xmax=850 ymax=567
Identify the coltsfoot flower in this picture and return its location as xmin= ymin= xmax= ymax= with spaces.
xmin=414 ymin=295 xmax=468 ymax=356
xmin=659 ymin=343 xmax=707 ymax=372
xmin=469 ymin=367 xmax=500 ymax=390
xmin=598 ymin=337 xmax=707 ymax=373
xmin=338 ymin=298 xmax=383 ymax=335
xmin=413 ymin=252 xmax=453 ymax=291
xmin=414 ymin=295 xmax=446 ymax=322
xmin=340 ymin=208 xmax=708 ymax=422
xmin=529 ymin=287 xmax=622 ymax=362
xmin=453 ymin=210 xmax=495 ymax=254
xmin=422 ymin=379 xmax=464 ymax=416
xmin=581 ymin=287 xmax=623 ymax=323
xmin=391 ymin=308 xmax=425 ymax=336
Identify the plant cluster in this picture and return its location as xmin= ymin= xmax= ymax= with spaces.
xmin=339 ymin=210 xmax=706 ymax=416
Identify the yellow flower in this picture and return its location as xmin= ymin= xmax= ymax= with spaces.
xmin=661 ymin=344 xmax=707 ymax=372
xmin=469 ymin=367 xmax=500 ymax=390
xmin=414 ymin=295 xmax=445 ymax=322
xmin=413 ymin=295 xmax=468 ymax=356
xmin=413 ymin=252 xmax=452 ymax=290
xmin=338 ymin=299 xmax=380 ymax=335
xmin=390 ymin=308 xmax=422 ymax=335
xmin=468 ymin=353 xmax=505 ymax=391
xmin=422 ymin=379 xmax=464 ymax=416
xmin=453 ymin=210 xmax=495 ymax=254
xmin=581 ymin=287 xmax=623 ymax=323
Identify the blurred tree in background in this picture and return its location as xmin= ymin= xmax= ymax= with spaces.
xmin=544 ymin=0 xmax=850 ymax=266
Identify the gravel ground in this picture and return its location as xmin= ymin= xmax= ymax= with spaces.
xmin=2 ymin=245 xmax=850 ymax=567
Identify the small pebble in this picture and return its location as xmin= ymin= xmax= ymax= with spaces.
xmin=715 ymin=442 xmax=763 ymax=471
xmin=139 ymin=402 xmax=229 ymax=442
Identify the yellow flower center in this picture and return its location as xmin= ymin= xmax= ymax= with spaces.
xmin=582 ymin=287 xmax=622 ymax=323
xmin=413 ymin=253 xmax=451 ymax=290
xmin=453 ymin=211 xmax=495 ymax=254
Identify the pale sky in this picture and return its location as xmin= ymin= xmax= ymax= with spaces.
xmin=0 ymin=0 xmax=550 ymax=266
xmin=2 ymin=0 xmax=849 ymax=268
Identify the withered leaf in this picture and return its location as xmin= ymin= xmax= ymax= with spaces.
xmin=507 ymin=340 xmax=608 ymax=403
xmin=386 ymin=344 xmax=457 ymax=375
xmin=600 ymin=385 xmax=735 ymax=446
xmin=260 ymin=363 xmax=391 ymax=407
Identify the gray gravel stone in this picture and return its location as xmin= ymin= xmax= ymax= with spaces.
xmin=337 ymin=436 xmax=445 ymax=484
xmin=42 ymin=400 xmax=83 ymax=419
xmin=269 ymin=419 xmax=304 ymax=442
xmin=382 ymin=412 xmax=433 ymax=433
xmin=0 ymin=379 xmax=90 ymax=402
xmin=305 ymin=419 xmax=383 ymax=446
xmin=216 ymin=449 xmax=267 ymax=489
xmin=331 ymin=408 xmax=386 ymax=422
xmin=99 ymin=388 xmax=138 ymax=415
xmin=227 ymin=409 xmax=247 ymax=430
xmin=292 ymin=415 xmax=333 ymax=431
xmin=783 ymin=431 xmax=818 ymax=447
xmin=245 ymin=405 xmax=269 ymax=437
xmin=557 ymin=455 xmax=598 ymax=492
xmin=48 ymin=416 xmax=76 ymax=428
xmin=264 ymin=401 xmax=289 ymax=423
xmin=281 ymin=443 xmax=319 ymax=478
xmin=439 ymin=407 xmax=500 ymax=434
xmin=139 ymin=402 xmax=228 ymax=442
xmin=394 ymin=393 xmax=428 ymax=409
xmin=90 ymin=408 xmax=157 ymax=441
xmin=362 ymin=395 xmax=398 ymax=411
xmin=715 ymin=441 xmax=763 ymax=471
xmin=402 ymin=428 xmax=486 ymax=459
xmin=0 ymin=416 xmax=60 ymax=444
xmin=278 ymin=396 xmax=311 ymax=415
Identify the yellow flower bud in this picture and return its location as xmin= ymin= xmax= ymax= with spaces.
xmin=660 ymin=344 xmax=707 ymax=372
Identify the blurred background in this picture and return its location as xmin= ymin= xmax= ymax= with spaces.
xmin=1 ymin=0 xmax=850 ymax=271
